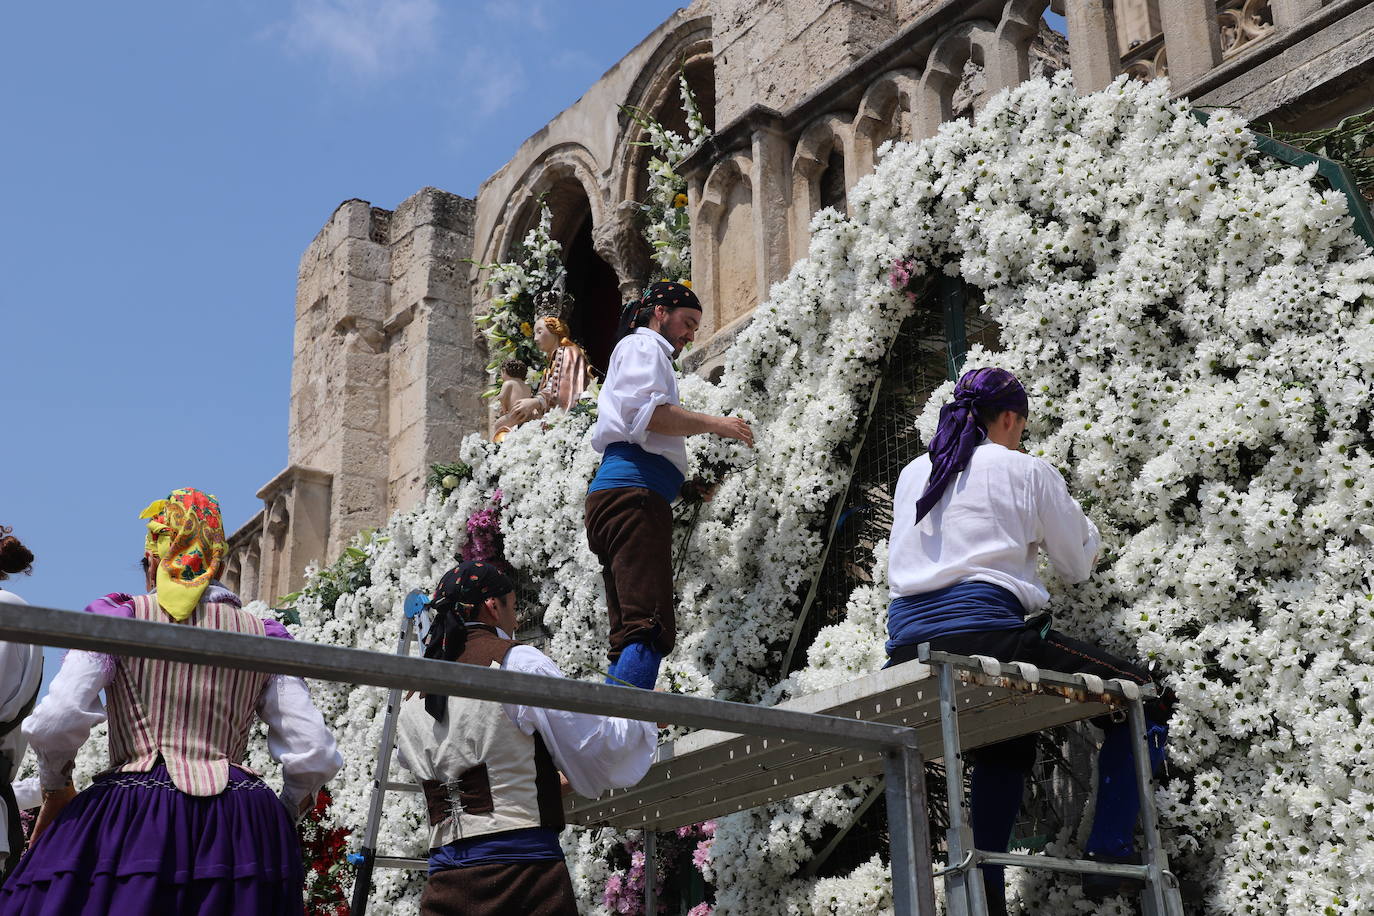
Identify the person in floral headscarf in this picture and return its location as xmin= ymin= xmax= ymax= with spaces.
xmin=1 ymin=488 xmax=342 ymax=915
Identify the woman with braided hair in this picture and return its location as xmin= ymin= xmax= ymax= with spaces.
xmin=395 ymin=560 xmax=655 ymax=916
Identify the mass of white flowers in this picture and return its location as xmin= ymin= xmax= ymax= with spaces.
xmin=473 ymin=203 xmax=568 ymax=391
xmin=57 ymin=70 xmax=1374 ymax=915
xmin=624 ymin=71 xmax=712 ymax=282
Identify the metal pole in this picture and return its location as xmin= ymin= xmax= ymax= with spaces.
xmin=350 ymin=615 xmax=415 ymax=916
xmin=1127 ymin=697 xmax=1183 ymax=916
xmin=0 ymin=604 xmax=917 ymax=753
xmin=937 ymin=660 xmax=974 ymax=916
xmin=644 ymin=830 xmax=657 ymax=915
xmin=884 ymin=745 xmax=938 ymax=915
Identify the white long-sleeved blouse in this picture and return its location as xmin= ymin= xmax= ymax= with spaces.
xmin=888 ymin=440 xmax=1101 ymax=612
xmin=22 ymin=608 xmax=342 ymax=814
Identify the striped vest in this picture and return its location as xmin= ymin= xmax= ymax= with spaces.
xmin=396 ymin=626 xmax=565 ymax=848
xmin=106 ymin=593 xmax=270 ymax=796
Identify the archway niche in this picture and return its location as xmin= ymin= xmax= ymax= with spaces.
xmin=630 ymin=55 xmax=717 ymax=205
xmin=818 ymin=147 xmax=848 ymax=214
xmin=563 ymin=210 xmax=622 ymax=375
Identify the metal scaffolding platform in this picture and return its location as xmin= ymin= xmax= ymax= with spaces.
xmin=566 ymin=656 xmax=1118 ymax=831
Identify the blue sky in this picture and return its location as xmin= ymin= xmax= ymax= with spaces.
xmin=2 ymin=0 xmax=687 ymax=617
xmin=2 ymin=1 xmax=1064 ymax=689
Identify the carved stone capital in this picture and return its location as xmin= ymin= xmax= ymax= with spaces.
xmin=592 ymin=201 xmax=654 ymax=301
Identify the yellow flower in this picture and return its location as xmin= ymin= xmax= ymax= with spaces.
xmin=673 ymin=193 xmax=688 ymax=208
xmin=520 ymin=322 xmax=533 ymax=337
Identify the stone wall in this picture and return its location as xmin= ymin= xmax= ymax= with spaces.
xmin=713 ymin=0 xmax=899 ymax=125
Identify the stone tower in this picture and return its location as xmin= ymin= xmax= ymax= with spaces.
xmin=224 ymin=188 xmax=485 ymax=602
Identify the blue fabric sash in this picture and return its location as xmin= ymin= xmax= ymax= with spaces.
xmin=885 ymin=581 xmax=1025 ymax=657
xmin=589 ymin=442 xmax=684 ymax=504
xmin=428 ymin=827 xmax=564 ymax=873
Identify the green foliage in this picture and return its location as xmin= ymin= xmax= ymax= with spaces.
xmin=277 ymin=531 xmax=379 ymax=613
xmin=427 ymin=461 xmax=474 ymax=494
xmin=1266 ymin=106 xmax=1374 ymax=201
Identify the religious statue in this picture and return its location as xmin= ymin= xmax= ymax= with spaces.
xmin=493 ymin=311 xmax=592 ymax=441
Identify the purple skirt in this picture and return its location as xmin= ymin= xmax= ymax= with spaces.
xmin=0 ymin=764 xmax=305 ymax=916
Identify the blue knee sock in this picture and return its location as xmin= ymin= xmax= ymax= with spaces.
xmin=609 ymin=641 xmax=663 ymax=690
xmin=970 ymin=761 xmax=1027 ymax=916
xmin=1086 ymin=724 xmax=1140 ymax=858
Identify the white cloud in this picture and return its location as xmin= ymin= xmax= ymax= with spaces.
xmin=482 ymin=0 xmax=551 ymax=32
xmin=279 ymin=0 xmax=440 ymax=78
xmin=459 ymin=45 xmax=527 ymax=118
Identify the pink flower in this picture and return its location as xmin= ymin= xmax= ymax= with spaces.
xmin=692 ymin=837 xmax=713 ymax=871
xmin=687 ymin=905 xmax=714 ymax=916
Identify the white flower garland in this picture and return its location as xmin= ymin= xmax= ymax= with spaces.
xmin=624 ymin=71 xmax=712 ymax=282
xmin=473 ymin=203 xmax=568 ymax=391
xmin=60 ymin=71 xmax=1374 ymax=915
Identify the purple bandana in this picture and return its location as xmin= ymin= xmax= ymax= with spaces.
xmin=915 ymin=367 xmax=1029 ymax=524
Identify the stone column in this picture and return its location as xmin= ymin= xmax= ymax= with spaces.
xmin=592 ymin=200 xmax=654 ymax=302
xmin=1270 ymin=0 xmax=1323 ymax=31
xmin=1159 ymin=0 xmax=1222 ymax=86
xmin=913 ymin=74 xmax=953 ymax=139
xmin=748 ymin=110 xmax=792 ymax=303
xmin=1064 ymin=0 xmax=1122 ymax=93
xmin=988 ymin=12 xmax=1038 ymax=97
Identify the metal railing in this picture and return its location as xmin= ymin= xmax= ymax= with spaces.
xmin=0 ymin=603 xmax=939 ymax=914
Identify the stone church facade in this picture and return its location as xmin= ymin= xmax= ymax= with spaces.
xmin=223 ymin=0 xmax=1374 ymax=603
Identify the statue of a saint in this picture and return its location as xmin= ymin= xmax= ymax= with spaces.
xmin=500 ymin=315 xmax=591 ymax=433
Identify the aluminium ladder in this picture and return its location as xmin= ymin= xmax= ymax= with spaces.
xmin=918 ymin=644 xmax=1185 ymax=916
xmin=348 ymin=590 xmax=432 ymax=916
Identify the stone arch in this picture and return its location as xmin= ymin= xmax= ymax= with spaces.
xmin=914 ymin=19 xmax=999 ymax=138
xmin=991 ymin=0 xmax=1053 ymax=94
xmin=853 ymin=69 xmax=921 ymax=178
xmin=696 ymin=153 xmax=756 ymax=336
xmin=613 ymin=15 xmax=715 ymax=207
xmin=790 ymin=114 xmax=855 ymax=262
xmin=262 ymin=496 xmax=289 ymax=604
xmin=483 ymin=144 xmax=608 ymax=269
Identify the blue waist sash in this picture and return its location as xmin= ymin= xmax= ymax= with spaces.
xmin=885 ymin=581 xmax=1026 ymax=658
xmin=429 ymin=826 xmax=564 ymax=874
xmin=589 ymin=442 xmax=684 ymax=504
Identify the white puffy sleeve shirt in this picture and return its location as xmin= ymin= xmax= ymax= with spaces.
xmin=591 ymin=328 xmax=689 ymax=477
xmin=22 ymin=636 xmax=342 ymax=814
xmin=0 ymin=589 xmax=42 ymax=865
xmin=500 ymin=643 xmax=657 ymax=798
xmin=888 ymin=441 xmax=1101 ymax=612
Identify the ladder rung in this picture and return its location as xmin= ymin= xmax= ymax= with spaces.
xmin=374 ymin=855 xmax=429 ymax=870
xmin=385 ymin=780 xmax=422 ymax=793
xmin=978 ymin=850 xmax=1152 ymax=880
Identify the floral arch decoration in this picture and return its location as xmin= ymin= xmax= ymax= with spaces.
xmin=205 ymin=72 xmax=1374 ymax=915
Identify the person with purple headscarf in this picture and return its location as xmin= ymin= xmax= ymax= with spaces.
xmin=885 ymin=367 xmax=1171 ymax=912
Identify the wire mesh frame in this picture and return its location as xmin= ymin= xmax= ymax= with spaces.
xmin=792 ymin=275 xmax=1009 ymax=876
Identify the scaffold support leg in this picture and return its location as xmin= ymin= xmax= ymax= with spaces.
xmin=884 ymin=744 xmax=938 ymax=914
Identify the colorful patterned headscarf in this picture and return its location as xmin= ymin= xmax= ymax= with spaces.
xmin=139 ymin=488 xmax=227 ymax=621
xmin=616 ymin=281 xmax=701 ymax=340
xmin=423 ymin=561 xmax=516 ymax=720
xmin=915 ymin=368 xmax=1029 ymax=524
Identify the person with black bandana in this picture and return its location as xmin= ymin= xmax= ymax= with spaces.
xmin=395 ymin=560 xmax=656 ymax=916
xmin=586 ymin=281 xmax=754 ymax=691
